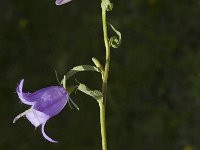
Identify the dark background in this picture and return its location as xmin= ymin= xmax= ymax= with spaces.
xmin=0 ymin=0 xmax=200 ymax=150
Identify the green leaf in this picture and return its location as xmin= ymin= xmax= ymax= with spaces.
xmin=62 ymin=65 xmax=100 ymax=82
xmin=77 ymin=83 xmax=103 ymax=102
xmin=92 ymin=57 xmax=104 ymax=73
xmin=109 ymin=24 xmax=121 ymax=48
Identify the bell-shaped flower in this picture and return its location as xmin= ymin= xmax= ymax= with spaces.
xmin=13 ymin=79 xmax=69 ymax=143
xmin=55 ymin=0 xmax=72 ymax=5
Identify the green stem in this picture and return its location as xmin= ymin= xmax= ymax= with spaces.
xmin=99 ymin=101 xmax=107 ymax=150
xmin=102 ymin=7 xmax=110 ymax=106
xmin=99 ymin=3 xmax=110 ymax=150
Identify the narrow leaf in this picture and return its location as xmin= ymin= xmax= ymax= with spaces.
xmin=92 ymin=57 xmax=104 ymax=73
xmin=77 ymin=83 xmax=103 ymax=102
xmin=62 ymin=65 xmax=100 ymax=82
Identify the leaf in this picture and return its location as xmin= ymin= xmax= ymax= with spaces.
xmin=109 ymin=24 xmax=121 ymax=48
xmin=62 ymin=65 xmax=100 ymax=82
xmin=77 ymin=83 xmax=103 ymax=102
xmin=92 ymin=57 xmax=104 ymax=73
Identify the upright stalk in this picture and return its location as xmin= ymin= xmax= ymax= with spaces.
xmin=102 ymin=6 xmax=110 ymax=105
xmin=99 ymin=3 xmax=111 ymax=150
xmin=99 ymin=101 xmax=107 ymax=150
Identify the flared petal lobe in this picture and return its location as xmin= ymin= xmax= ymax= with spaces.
xmin=42 ymin=122 xmax=58 ymax=143
xmin=55 ymin=0 xmax=72 ymax=5
xmin=16 ymin=79 xmax=35 ymax=105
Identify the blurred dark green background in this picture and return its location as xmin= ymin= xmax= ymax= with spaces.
xmin=0 ymin=0 xmax=200 ymax=149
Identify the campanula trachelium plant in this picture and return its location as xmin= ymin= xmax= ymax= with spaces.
xmin=14 ymin=0 xmax=121 ymax=149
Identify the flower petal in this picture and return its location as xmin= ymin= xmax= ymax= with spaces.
xmin=41 ymin=122 xmax=58 ymax=143
xmin=26 ymin=108 xmax=50 ymax=127
xmin=27 ymin=86 xmax=67 ymax=102
xmin=16 ymin=79 xmax=35 ymax=105
xmin=13 ymin=108 xmax=32 ymax=123
xmin=33 ymin=86 xmax=68 ymax=116
xmin=55 ymin=0 xmax=72 ymax=5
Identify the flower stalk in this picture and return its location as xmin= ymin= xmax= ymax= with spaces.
xmin=99 ymin=100 xmax=107 ymax=150
xmin=99 ymin=1 xmax=111 ymax=150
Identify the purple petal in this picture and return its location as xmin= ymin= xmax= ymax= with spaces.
xmin=33 ymin=86 xmax=68 ymax=116
xmin=26 ymin=108 xmax=50 ymax=127
xmin=41 ymin=122 xmax=58 ymax=143
xmin=16 ymin=79 xmax=35 ymax=105
xmin=27 ymin=86 xmax=67 ymax=102
xmin=55 ymin=0 xmax=72 ymax=5
xmin=13 ymin=108 xmax=32 ymax=123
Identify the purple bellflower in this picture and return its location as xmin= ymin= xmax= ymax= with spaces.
xmin=55 ymin=0 xmax=72 ymax=5
xmin=13 ymin=79 xmax=69 ymax=143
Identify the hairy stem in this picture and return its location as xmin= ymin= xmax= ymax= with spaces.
xmin=99 ymin=3 xmax=110 ymax=150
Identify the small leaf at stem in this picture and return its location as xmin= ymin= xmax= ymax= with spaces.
xmin=92 ymin=57 xmax=104 ymax=73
